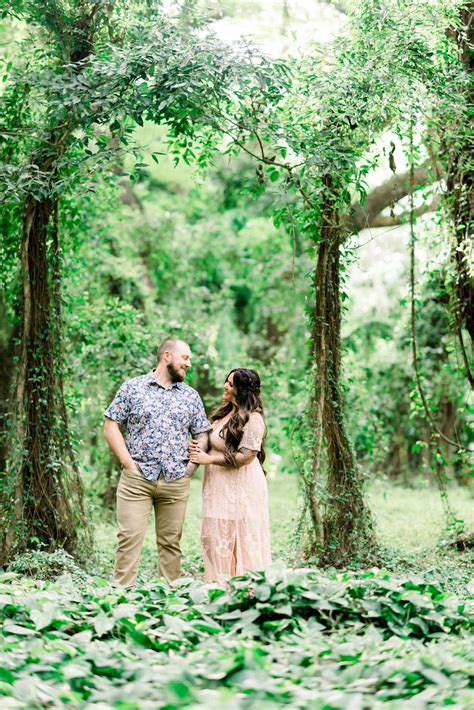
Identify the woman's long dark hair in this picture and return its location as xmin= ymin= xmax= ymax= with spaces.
xmin=211 ymin=368 xmax=266 ymax=467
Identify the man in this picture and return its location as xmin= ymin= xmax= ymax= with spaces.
xmin=104 ymin=338 xmax=211 ymax=586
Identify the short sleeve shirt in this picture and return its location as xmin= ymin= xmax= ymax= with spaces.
xmin=104 ymin=370 xmax=212 ymax=481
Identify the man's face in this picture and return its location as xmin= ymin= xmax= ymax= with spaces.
xmin=166 ymin=343 xmax=192 ymax=382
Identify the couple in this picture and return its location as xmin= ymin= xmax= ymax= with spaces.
xmin=104 ymin=338 xmax=271 ymax=586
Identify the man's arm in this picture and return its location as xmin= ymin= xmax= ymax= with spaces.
xmin=184 ymin=431 xmax=209 ymax=477
xmin=104 ymin=418 xmax=138 ymax=470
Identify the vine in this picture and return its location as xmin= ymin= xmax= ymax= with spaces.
xmin=408 ymin=122 xmax=464 ymax=453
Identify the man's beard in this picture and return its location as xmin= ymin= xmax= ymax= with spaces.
xmin=167 ymin=362 xmax=185 ymax=382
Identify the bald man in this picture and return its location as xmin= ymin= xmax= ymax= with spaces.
xmin=104 ymin=338 xmax=211 ymax=586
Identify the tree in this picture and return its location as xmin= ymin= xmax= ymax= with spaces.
xmin=199 ymin=0 xmax=471 ymax=565
xmin=444 ymin=2 xmax=473 ymax=373
xmin=0 ymin=0 xmax=264 ymax=562
xmin=2 ymin=0 xmax=469 ymax=568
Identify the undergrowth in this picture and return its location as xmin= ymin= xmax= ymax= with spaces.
xmin=0 ymin=563 xmax=473 ymax=708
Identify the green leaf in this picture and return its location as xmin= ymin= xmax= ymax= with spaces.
xmin=30 ymin=605 xmax=59 ymax=630
xmin=2 ymin=620 xmax=35 ymax=636
xmin=254 ymin=584 xmax=273 ymax=602
xmin=93 ymin=613 xmax=115 ymax=636
xmin=0 ymin=668 xmax=15 ymax=684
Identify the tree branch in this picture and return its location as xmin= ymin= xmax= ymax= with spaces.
xmin=367 ymin=195 xmax=441 ymax=227
xmin=348 ymin=166 xmax=433 ymax=233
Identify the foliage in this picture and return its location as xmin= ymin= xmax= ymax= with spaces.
xmin=187 ymin=0 xmax=473 ymax=564
xmin=0 ymin=564 xmax=473 ymax=707
xmin=345 ymin=259 xmax=472 ymax=482
xmin=0 ymin=3 xmax=472 ymax=703
xmin=0 ymin=0 xmax=281 ymax=559
xmin=7 ymin=549 xmax=87 ymax=583
xmin=0 ymin=0 xmax=471 ymax=569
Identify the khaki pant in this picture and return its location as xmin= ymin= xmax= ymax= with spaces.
xmin=114 ymin=468 xmax=190 ymax=587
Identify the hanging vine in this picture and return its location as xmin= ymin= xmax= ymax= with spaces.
xmin=408 ymin=121 xmax=465 ymax=453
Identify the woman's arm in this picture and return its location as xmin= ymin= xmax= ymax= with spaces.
xmin=189 ymin=441 xmax=257 ymax=468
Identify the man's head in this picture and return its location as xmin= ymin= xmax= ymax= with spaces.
xmin=157 ymin=339 xmax=192 ymax=382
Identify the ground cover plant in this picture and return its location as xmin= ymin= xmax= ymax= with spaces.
xmin=2 ymin=480 xmax=473 ymax=708
xmin=1 ymin=562 xmax=473 ymax=708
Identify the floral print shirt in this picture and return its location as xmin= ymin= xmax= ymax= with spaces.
xmin=104 ymin=370 xmax=211 ymax=481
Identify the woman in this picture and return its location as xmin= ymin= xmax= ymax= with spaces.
xmin=189 ymin=368 xmax=271 ymax=583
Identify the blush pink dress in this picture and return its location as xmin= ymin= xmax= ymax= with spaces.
xmin=201 ymin=412 xmax=271 ymax=583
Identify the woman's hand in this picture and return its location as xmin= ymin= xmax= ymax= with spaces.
xmin=189 ymin=440 xmax=214 ymax=465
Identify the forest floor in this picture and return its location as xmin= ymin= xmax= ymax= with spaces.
xmin=93 ymin=475 xmax=474 ymax=590
xmin=1 ymin=478 xmax=472 ymax=708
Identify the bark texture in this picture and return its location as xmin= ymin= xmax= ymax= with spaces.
xmin=0 ymin=4 xmax=98 ymax=563
xmin=311 ymin=182 xmax=376 ymax=566
xmin=348 ymin=167 xmax=432 ymax=232
xmin=446 ymin=4 xmax=474 ymax=344
xmin=0 ymin=191 xmax=87 ymax=563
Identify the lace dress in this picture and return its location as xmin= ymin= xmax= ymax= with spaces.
xmin=201 ymin=412 xmax=271 ymax=583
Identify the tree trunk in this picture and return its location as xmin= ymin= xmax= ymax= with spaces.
xmin=310 ymin=185 xmax=376 ymax=566
xmin=445 ymin=4 xmax=473 ymax=345
xmin=0 ymin=298 xmax=16 ymax=474
xmin=0 ymin=194 xmax=88 ymax=563
xmin=0 ymin=2 xmax=104 ymax=563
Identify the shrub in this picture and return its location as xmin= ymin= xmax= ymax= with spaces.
xmin=7 ymin=549 xmax=87 ymax=582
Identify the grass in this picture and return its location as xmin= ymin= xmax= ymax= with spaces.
xmin=368 ymin=478 xmax=473 ymax=551
xmin=92 ymin=473 xmax=473 ymax=587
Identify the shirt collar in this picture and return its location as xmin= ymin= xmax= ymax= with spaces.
xmin=146 ymin=370 xmax=182 ymax=390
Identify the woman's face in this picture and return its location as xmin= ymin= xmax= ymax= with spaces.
xmin=223 ymin=372 xmax=236 ymax=404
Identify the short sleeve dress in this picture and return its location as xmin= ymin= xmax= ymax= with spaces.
xmin=201 ymin=411 xmax=272 ymax=583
